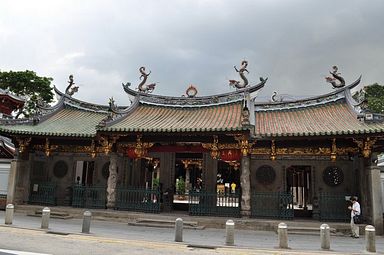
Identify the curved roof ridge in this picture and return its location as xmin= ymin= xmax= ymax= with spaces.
xmin=97 ymin=99 xmax=140 ymax=128
xmin=123 ymin=79 xmax=267 ymax=107
xmin=53 ymin=86 xmax=128 ymax=113
xmin=254 ymin=76 xmax=361 ymax=112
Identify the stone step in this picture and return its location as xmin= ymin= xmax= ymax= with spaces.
xmin=285 ymin=226 xmax=338 ymax=236
xmin=27 ymin=210 xmax=73 ymax=219
xmin=128 ymin=218 xmax=205 ymax=230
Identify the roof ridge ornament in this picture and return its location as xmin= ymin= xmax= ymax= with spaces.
xmin=229 ymin=60 xmax=249 ymax=89
xmin=65 ymin=75 xmax=79 ymax=96
xmin=325 ymin=66 xmax=345 ymax=89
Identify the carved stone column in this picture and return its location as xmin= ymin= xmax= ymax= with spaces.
xmin=7 ymin=159 xmax=20 ymax=205
xmin=106 ymin=153 xmax=118 ymax=209
xmin=240 ymin=155 xmax=251 ymax=216
xmin=367 ymin=165 xmax=383 ymax=235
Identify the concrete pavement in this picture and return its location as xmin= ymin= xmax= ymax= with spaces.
xmin=0 ymin=210 xmax=383 ymax=254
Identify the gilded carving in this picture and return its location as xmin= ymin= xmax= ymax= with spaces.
xmin=129 ymin=134 xmax=154 ymax=158
xmin=16 ymin=137 xmax=31 ymax=153
xmin=330 ymin=138 xmax=337 ymax=161
xmin=353 ymin=137 xmax=377 ymax=158
xmin=99 ymin=135 xmax=119 ymax=155
xmin=270 ymin=140 xmax=276 ymax=160
xmin=235 ymin=134 xmax=254 ymax=156
xmin=202 ymin=135 xmax=220 ymax=159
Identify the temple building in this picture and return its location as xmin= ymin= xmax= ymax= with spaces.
xmin=0 ymin=88 xmax=24 ymax=208
xmin=0 ymin=63 xmax=383 ymax=233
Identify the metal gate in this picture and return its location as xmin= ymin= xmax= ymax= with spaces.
xmin=188 ymin=191 xmax=241 ymax=217
xmin=116 ymin=187 xmax=160 ymax=213
xmin=29 ymin=183 xmax=56 ymax=205
xmin=251 ymin=192 xmax=294 ymax=219
xmin=72 ymin=185 xmax=106 ymax=209
xmin=319 ymin=193 xmax=349 ymax=222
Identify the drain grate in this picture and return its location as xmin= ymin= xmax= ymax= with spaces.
xmin=187 ymin=244 xmax=216 ymax=250
xmin=46 ymin=231 xmax=70 ymax=236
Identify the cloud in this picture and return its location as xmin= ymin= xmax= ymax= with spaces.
xmin=1 ymin=0 xmax=384 ymax=105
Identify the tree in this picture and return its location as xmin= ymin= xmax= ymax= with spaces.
xmin=353 ymin=83 xmax=384 ymax=114
xmin=0 ymin=70 xmax=54 ymax=118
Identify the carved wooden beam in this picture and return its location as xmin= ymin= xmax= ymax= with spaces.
xmin=353 ymin=137 xmax=377 ymax=158
xmin=202 ymin=135 xmax=220 ymax=159
xmin=16 ymin=137 xmax=31 ymax=154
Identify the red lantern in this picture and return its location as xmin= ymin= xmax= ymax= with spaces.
xmin=220 ymin=149 xmax=242 ymax=162
xmin=127 ymin=147 xmax=139 ymax=159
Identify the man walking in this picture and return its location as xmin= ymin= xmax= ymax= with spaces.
xmin=348 ymin=196 xmax=361 ymax=238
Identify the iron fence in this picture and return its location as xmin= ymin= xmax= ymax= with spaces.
xmin=188 ymin=190 xmax=241 ymax=217
xmin=318 ymin=193 xmax=349 ymax=222
xmin=251 ymin=192 xmax=294 ymax=219
xmin=29 ymin=183 xmax=56 ymax=205
xmin=72 ymin=185 xmax=106 ymax=209
xmin=116 ymin=186 xmax=160 ymax=213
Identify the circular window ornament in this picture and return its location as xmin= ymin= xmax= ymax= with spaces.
xmin=323 ymin=166 xmax=344 ymax=186
xmin=53 ymin=160 xmax=68 ymax=178
xmin=255 ymin=165 xmax=276 ymax=185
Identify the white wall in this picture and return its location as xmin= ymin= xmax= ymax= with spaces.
xmin=0 ymin=160 xmax=11 ymax=194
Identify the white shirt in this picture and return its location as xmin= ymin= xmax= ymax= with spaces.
xmin=351 ymin=201 xmax=361 ymax=217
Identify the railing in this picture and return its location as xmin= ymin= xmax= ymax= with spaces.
xmin=116 ymin=187 xmax=160 ymax=213
xmin=72 ymin=185 xmax=106 ymax=209
xmin=251 ymin=192 xmax=294 ymax=219
xmin=29 ymin=183 xmax=56 ymax=205
xmin=319 ymin=193 xmax=349 ymax=222
xmin=188 ymin=190 xmax=241 ymax=217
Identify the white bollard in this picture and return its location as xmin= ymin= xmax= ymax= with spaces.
xmin=320 ymin=223 xmax=330 ymax=250
xmin=365 ymin=225 xmax=376 ymax=253
xmin=174 ymin=218 xmax=183 ymax=242
xmin=278 ymin=222 xmax=289 ymax=249
xmin=5 ymin=204 xmax=14 ymax=225
xmin=41 ymin=207 xmax=50 ymax=229
xmin=82 ymin=211 xmax=92 ymax=234
xmin=225 ymin=219 xmax=235 ymax=246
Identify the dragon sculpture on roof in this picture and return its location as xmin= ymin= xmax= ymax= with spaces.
xmin=229 ymin=60 xmax=249 ymax=89
xmin=123 ymin=66 xmax=156 ymax=93
xmin=65 ymin=75 xmax=79 ymax=96
xmin=325 ymin=66 xmax=345 ymax=89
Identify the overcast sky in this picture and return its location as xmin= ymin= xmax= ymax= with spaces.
xmin=1 ymin=0 xmax=383 ymax=105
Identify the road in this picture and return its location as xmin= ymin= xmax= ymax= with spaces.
xmin=0 ymin=212 xmax=383 ymax=254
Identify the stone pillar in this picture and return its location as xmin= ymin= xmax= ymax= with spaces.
xmin=106 ymin=153 xmax=118 ymax=209
xmin=174 ymin=218 xmax=183 ymax=242
xmin=185 ymin=167 xmax=190 ymax=194
xmin=203 ymin=153 xmax=217 ymax=193
xmin=367 ymin=166 xmax=383 ymax=235
xmin=240 ymin=155 xmax=251 ymax=216
xmin=6 ymin=159 xmax=19 ymax=205
xmin=225 ymin=219 xmax=235 ymax=246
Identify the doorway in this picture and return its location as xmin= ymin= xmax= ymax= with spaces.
xmin=286 ymin=165 xmax=312 ymax=217
xmin=173 ymin=153 xmax=203 ymax=210
xmin=75 ymin=161 xmax=94 ymax=186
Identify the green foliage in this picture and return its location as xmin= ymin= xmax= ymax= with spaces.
xmin=152 ymin=177 xmax=160 ymax=189
xmin=0 ymin=70 xmax=54 ymax=118
xmin=176 ymin=177 xmax=185 ymax=195
xmin=354 ymin=83 xmax=384 ymax=113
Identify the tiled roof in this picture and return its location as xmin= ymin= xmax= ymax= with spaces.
xmin=255 ymin=100 xmax=384 ymax=137
xmin=101 ymin=102 xmax=244 ymax=132
xmin=0 ymin=108 xmax=107 ymax=137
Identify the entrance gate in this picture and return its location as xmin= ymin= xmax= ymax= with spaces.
xmin=116 ymin=187 xmax=160 ymax=213
xmin=251 ymin=192 xmax=294 ymax=219
xmin=188 ymin=191 xmax=241 ymax=217
xmin=72 ymin=185 xmax=106 ymax=209
xmin=319 ymin=193 xmax=349 ymax=222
